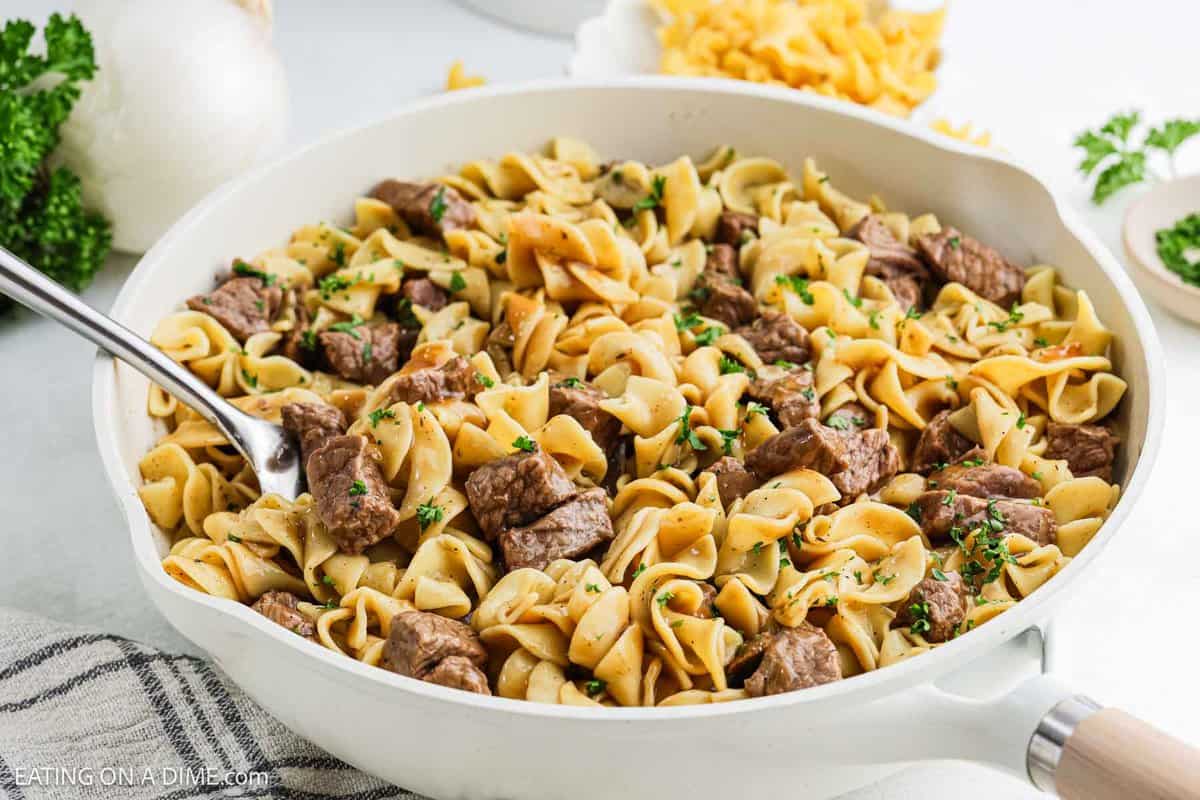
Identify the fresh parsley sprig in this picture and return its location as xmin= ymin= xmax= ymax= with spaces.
xmin=1074 ymin=111 xmax=1200 ymax=204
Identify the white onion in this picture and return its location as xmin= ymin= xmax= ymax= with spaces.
xmin=56 ymin=0 xmax=288 ymax=253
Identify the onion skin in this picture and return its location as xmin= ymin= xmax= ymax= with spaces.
xmin=55 ymin=0 xmax=288 ymax=254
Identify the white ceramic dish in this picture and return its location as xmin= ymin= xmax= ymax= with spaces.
xmin=459 ymin=0 xmax=608 ymax=38
xmin=93 ymin=79 xmax=1171 ymax=799
xmin=1123 ymin=174 xmax=1200 ymax=325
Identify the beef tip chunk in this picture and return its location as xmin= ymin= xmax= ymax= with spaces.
xmin=384 ymin=609 xmax=490 ymax=695
xmin=1043 ymin=422 xmax=1119 ymax=482
xmin=401 ymin=277 xmax=449 ymax=311
xmin=911 ymin=410 xmax=977 ymax=474
xmin=696 ymin=273 xmax=758 ymax=329
xmin=748 ymin=366 xmax=819 ymax=428
xmin=306 ymin=435 xmax=401 ymax=553
xmin=915 ymin=226 xmax=1025 ymax=307
xmin=281 ymin=402 xmax=347 ymax=466
xmin=465 ymin=448 xmax=577 ymax=540
xmin=847 ymin=214 xmax=929 ymax=311
xmin=895 ymin=571 xmax=969 ymax=643
xmin=744 ymin=621 xmax=841 ymax=696
xmin=370 ymin=179 xmax=475 ymax=239
xmin=498 ymin=488 xmax=614 ymax=571
xmin=280 ymin=292 xmax=320 ymax=368
xmin=320 ymin=322 xmax=404 ymax=386
xmin=746 ymin=419 xmax=899 ymax=499
xmin=549 ymin=376 xmax=623 ymax=455
xmin=702 ymin=456 xmax=759 ymax=507
xmin=705 ymin=243 xmax=740 ymax=280
xmin=735 ymin=310 xmax=811 ymax=365
xmin=725 ymin=632 xmax=770 ymax=687
xmin=251 ymin=591 xmax=315 ymax=638
xmin=389 ymin=355 xmax=481 ymax=406
xmin=928 ymin=462 xmax=1040 ymax=499
xmin=485 ymin=321 xmax=515 ymax=377
xmin=187 ymin=276 xmax=282 ymax=342
xmin=715 ymin=210 xmax=760 ymax=246
xmin=913 ymin=490 xmax=1057 ymax=546
xmin=826 ymin=401 xmax=871 ymax=431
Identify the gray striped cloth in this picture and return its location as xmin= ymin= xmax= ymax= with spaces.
xmin=0 ymin=607 xmax=421 ymax=800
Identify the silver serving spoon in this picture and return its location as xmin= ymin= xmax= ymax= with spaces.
xmin=0 ymin=245 xmax=304 ymax=500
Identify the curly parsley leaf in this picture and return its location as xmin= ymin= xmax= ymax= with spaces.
xmin=1074 ymin=110 xmax=1200 ymax=205
xmin=1155 ymin=212 xmax=1200 ymax=287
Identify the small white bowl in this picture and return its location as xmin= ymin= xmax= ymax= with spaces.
xmin=459 ymin=0 xmax=608 ymax=38
xmin=1123 ymin=174 xmax=1200 ymax=325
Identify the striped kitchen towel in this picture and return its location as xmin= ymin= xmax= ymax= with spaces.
xmin=0 ymin=607 xmax=420 ymax=800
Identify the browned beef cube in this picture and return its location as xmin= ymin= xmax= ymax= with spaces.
xmin=748 ymin=367 xmax=819 ymax=428
xmin=701 ymin=456 xmax=759 ymax=507
xmin=735 ymin=310 xmax=811 ymax=365
xmin=715 ymin=210 xmax=759 ymax=246
xmin=388 ymin=355 xmax=481 ymax=406
xmin=895 ymin=571 xmax=969 ymax=642
xmin=319 ymin=322 xmax=404 ymax=386
xmin=744 ymin=622 xmax=841 ymax=696
xmin=826 ymin=401 xmax=871 ymax=431
xmin=384 ymin=609 xmax=490 ymax=695
xmin=697 ymin=274 xmax=757 ymax=329
xmin=911 ymin=410 xmax=977 ymax=474
xmin=370 ymin=180 xmax=475 ymax=239
xmin=485 ymin=321 xmax=515 ymax=377
xmin=915 ymin=226 xmax=1025 ymax=307
xmin=498 ymin=488 xmax=613 ymax=571
xmin=705 ymin=243 xmax=740 ymax=280
xmin=187 ymin=276 xmax=282 ymax=342
xmin=847 ymin=214 xmax=929 ymax=311
xmin=1044 ymin=422 xmax=1119 ymax=482
xmin=928 ymin=462 xmax=1041 ymax=499
xmin=401 ymin=277 xmax=449 ymax=311
xmin=726 ymin=633 xmax=770 ymax=687
xmin=251 ymin=590 xmax=314 ymax=638
xmin=306 ymin=435 xmax=400 ymax=553
xmin=912 ymin=490 xmax=1057 ymax=546
xmin=746 ymin=419 xmax=899 ymax=499
xmin=281 ymin=402 xmax=347 ymax=466
xmin=549 ymin=376 xmax=623 ymax=454
xmin=465 ymin=449 xmax=577 ymax=540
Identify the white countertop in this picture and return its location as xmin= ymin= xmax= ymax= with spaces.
xmin=3 ymin=1 xmax=1199 ymax=798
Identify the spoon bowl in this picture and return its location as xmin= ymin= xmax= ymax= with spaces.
xmin=1122 ymin=174 xmax=1200 ymax=325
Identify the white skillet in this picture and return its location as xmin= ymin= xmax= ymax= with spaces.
xmin=91 ymin=79 xmax=1191 ymax=799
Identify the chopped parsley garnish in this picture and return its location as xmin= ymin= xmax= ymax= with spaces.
xmin=675 ymin=406 xmax=706 ymax=451
xmin=631 ymin=563 xmax=647 ymax=579
xmin=556 ymin=377 xmax=583 ymax=389
xmin=693 ymin=325 xmax=722 ymax=346
xmin=824 ymin=596 xmax=839 ymax=607
xmin=674 ymin=311 xmax=702 ymax=331
xmin=988 ymin=303 xmax=1026 ymax=332
xmin=873 ymin=571 xmax=896 ymax=586
xmin=931 ymin=567 xmax=949 ymax=582
xmin=905 ymin=307 xmax=922 ymax=320
xmin=961 ymin=457 xmax=985 ymax=467
xmin=416 ymin=501 xmax=444 ymax=530
xmin=475 ymin=373 xmax=495 ymax=388
xmin=632 ymin=175 xmax=666 ymax=213
xmin=368 ymin=408 xmax=396 ymax=427
xmin=718 ymin=355 xmax=744 ymax=375
xmin=241 ymin=369 xmax=258 ymax=388
xmin=585 ymin=583 xmax=602 ymax=594
xmin=1034 ymin=336 xmax=1050 ymax=347
xmin=512 ymin=435 xmax=537 ymax=453
xmin=584 ymin=678 xmax=606 ymax=697
xmin=718 ymin=428 xmax=739 ymax=456
xmin=842 ymin=288 xmax=862 ymax=308
xmin=745 ymin=401 xmax=769 ymax=420
xmin=321 ymin=574 xmax=335 ymax=586
xmin=908 ymin=601 xmax=932 ymax=634
xmin=947 ymin=235 xmax=961 ymax=251
xmin=945 ymin=375 xmax=959 ymax=390
xmin=227 ymin=534 xmax=242 ymax=543
xmin=429 ymin=186 xmax=448 ymax=223
xmin=779 ymin=556 xmax=791 ymax=569
xmin=329 ymin=241 xmax=346 ymax=267
xmin=1031 ymin=471 xmax=1043 ymax=481
xmin=233 ymin=260 xmax=276 ymax=286
xmin=348 ymin=480 xmax=368 ymax=496
xmin=791 ymin=532 xmax=803 ymax=550
xmin=1016 ymin=411 xmax=1027 ymax=429
xmin=868 ymin=309 xmax=880 ymax=330
xmin=328 ymin=313 xmax=365 ymax=339
xmin=774 ymin=273 xmax=814 ymax=304
xmin=942 ymin=489 xmax=957 ymax=506
xmin=318 ymin=273 xmax=352 ymax=300
xmin=827 ymin=415 xmax=856 ymax=431
xmin=774 ymin=359 xmax=796 ymax=369
xmin=449 ymin=270 xmax=467 ymax=292
xmin=751 ymin=541 xmax=764 ymax=555
xmin=656 ymin=590 xmax=675 ymax=608
xmin=906 ymin=501 xmax=923 ymax=524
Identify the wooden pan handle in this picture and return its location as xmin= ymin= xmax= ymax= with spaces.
xmin=1042 ymin=704 xmax=1200 ymax=799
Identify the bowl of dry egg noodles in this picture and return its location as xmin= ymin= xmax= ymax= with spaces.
xmin=93 ymin=80 xmax=1164 ymax=799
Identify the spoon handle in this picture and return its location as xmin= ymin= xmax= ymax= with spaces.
xmin=0 ymin=245 xmax=251 ymax=448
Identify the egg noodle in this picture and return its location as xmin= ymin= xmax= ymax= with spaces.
xmin=651 ymin=0 xmax=944 ymax=116
xmin=138 ymin=137 xmax=1124 ymax=706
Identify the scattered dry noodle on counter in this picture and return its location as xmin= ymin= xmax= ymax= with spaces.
xmin=651 ymin=0 xmax=944 ymax=116
xmin=446 ymin=60 xmax=486 ymax=91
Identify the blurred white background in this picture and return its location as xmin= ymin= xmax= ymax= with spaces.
xmin=2 ymin=1 xmax=1199 ymax=798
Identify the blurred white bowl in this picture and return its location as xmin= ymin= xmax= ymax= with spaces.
xmin=570 ymin=0 xmax=660 ymax=76
xmin=1123 ymin=174 xmax=1200 ymax=325
xmin=460 ymin=0 xmax=608 ymax=38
